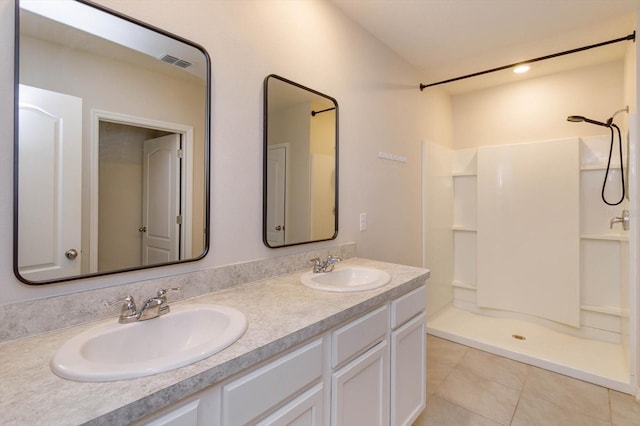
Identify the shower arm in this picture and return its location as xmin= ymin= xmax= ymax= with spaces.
xmin=611 ymin=106 xmax=629 ymax=122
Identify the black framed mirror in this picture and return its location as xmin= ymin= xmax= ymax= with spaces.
xmin=263 ymin=74 xmax=338 ymax=248
xmin=14 ymin=0 xmax=210 ymax=284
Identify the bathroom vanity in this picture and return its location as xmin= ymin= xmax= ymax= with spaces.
xmin=0 ymin=258 xmax=429 ymax=426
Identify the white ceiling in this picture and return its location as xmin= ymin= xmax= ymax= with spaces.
xmin=329 ymin=0 xmax=640 ymax=92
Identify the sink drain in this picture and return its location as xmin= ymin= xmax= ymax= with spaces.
xmin=512 ymin=334 xmax=526 ymax=340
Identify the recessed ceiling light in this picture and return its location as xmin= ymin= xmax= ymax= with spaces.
xmin=513 ymin=65 xmax=530 ymax=74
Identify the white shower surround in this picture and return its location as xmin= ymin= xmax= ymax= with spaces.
xmin=476 ymin=138 xmax=581 ymax=328
xmin=426 ymin=135 xmax=636 ymax=394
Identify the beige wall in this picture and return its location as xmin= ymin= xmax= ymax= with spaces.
xmin=452 ymin=60 xmax=625 ymax=149
xmin=1 ymin=0 xmax=428 ymax=303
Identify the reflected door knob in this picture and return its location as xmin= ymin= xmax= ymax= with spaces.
xmin=139 ymin=227 xmax=147 ymax=233
xmin=275 ymin=226 xmax=282 ymax=231
xmin=65 ymin=249 xmax=78 ymax=260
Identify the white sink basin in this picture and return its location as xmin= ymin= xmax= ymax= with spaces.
xmin=301 ymin=266 xmax=391 ymax=292
xmin=51 ymin=304 xmax=247 ymax=382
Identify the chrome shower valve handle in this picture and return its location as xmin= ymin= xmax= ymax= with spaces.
xmin=610 ymin=210 xmax=630 ymax=231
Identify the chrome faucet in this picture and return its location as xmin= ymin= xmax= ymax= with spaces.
xmin=610 ymin=210 xmax=629 ymax=231
xmin=106 ymin=288 xmax=181 ymax=323
xmin=310 ymin=255 xmax=342 ymax=273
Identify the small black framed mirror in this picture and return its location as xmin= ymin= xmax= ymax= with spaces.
xmin=263 ymin=75 xmax=338 ymax=248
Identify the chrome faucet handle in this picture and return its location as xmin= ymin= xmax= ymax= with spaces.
xmin=156 ymin=287 xmax=181 ymax=301
xmin=324 ymin=255 xmax=342 ymax=272
xmin=105 ymin=295 xmax=136 ymax=312
xmin=105 ymin=296 xmax=138 ymax=323
xmin=310 ymin=258 xmax=323 ymax=273
xmin=138 ymin=288 xmax=181 ymax=321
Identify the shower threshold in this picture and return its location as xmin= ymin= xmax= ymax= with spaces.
xmin=426 ymin=305 xmax=632 ymax=393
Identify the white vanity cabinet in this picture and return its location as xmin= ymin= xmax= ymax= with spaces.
xmin=135 ymin=285 xmax=427 ymax=426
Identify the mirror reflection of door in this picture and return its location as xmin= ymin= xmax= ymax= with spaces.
xmin=142 ymin=134 xmax=181 ymax=265
xmin=266 ymin=145 xmax=287 ymax=245
xmin=17 ymin=84 xmax=83 ymax=281
xmin=98 ymin=122 xmax=182 ymax=271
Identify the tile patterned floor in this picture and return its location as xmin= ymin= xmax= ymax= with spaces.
xmin=414 ymin=335 xmax=640 ymax=426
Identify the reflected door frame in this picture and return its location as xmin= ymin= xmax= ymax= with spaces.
xmin=89 ymin=110 xmax=194 ymax=273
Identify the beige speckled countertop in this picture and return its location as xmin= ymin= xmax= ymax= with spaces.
xmin=0 ymin=258 xmax=429 ymax=426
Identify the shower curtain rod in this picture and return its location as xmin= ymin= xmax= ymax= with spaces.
xmin=311 ymin=107 xmax=336 ymax=116
xmin=419 ymin=32 xmax=635 ymax=91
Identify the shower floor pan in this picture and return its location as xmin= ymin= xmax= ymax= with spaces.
xmin=427 ymin=306 xmax=632 ymax=393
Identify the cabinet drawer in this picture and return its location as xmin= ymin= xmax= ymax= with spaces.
xmin=256 ymin=383 xmax=324 ymax=426
xmin=390 ymin=286 xmax=426 ymax=329
xmin=133 ymin=384 xmax=219 ymax=426
xmin=138 ymin=400 xmax=200 ymax=426
xmin=222 ymin=339 xmax=324 ymax=425
xmin=332 ymin=305 xmax=388 ymax=369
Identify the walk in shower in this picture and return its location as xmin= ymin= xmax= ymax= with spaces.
xmin=422 ymin=37 xmax=638 ymax=395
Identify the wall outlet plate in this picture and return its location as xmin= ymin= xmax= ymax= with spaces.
xmin=359 ymin=213 xmax=367 ymax=231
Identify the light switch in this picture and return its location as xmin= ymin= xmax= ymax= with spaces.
xmin=359 ymin=213 xmax=367 ymax=231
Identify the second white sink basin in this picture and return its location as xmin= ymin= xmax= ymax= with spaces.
xmin=51 ymin=304 xmax=247 ymax=382
xmin=301 ymin=266 xmax=391 ymax=292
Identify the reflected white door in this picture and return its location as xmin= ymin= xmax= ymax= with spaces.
xmin=142 ymin=134 xmax=181 ymax=265
xmin=18 ymin=84 xmax=82 ymax=281
xmin=267 ymin=146 xmax=286 ymax=245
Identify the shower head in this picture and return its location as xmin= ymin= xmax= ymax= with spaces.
xmin=566 ymin=115 xmax=611 ymax=127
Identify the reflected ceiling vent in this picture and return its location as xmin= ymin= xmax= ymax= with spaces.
xmin=159 ymin=54 xmax=192 ymax=69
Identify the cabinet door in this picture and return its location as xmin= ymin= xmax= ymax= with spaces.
xmin=256 ymin=383 xmax=324 ymax=426
xmin=331 ymin=340 xmax=389 ymax=426
xmin=390 ymin=313 xmax=426 ymax=426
